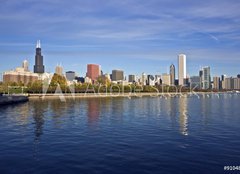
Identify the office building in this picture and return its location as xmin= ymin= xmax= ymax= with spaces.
xmin=155 ymin=75 xmax=161 ymax=85
xmin=55 ymin=65 xmax=63 ymax=76
xmin=112 ymin=70 xmax=124 ymax=81
xmin=178 ymin=54 xmax=186 ymax=86
xmin=225 ymin=77 xmax=234 ymax=90
xmin=170 ymin=64 xmax=175 ymax=85
xmin=86 ymin=64 xmax=100 ymax=83
xmin=142 ymin=73 xmax=147 ymax=85
xmin=3 ymin=60 xmax=39 ymax=85
xmin=190 ymin=76 xmax=201 ymax=89
xmin=34 ymin=40 xmax=45 ymax=73
xmin=147 ymin=75 xmax=155 ymax=86
xmin=234 ymin=78 xmax=240 ymax=89
xmin=221 ymin=75 xmax=227 ymax=89
xmin=162 ymin=73 xmax=171 ymax=85
xmin=66 ymin=71 xmax=76 ymax=81
xmin=22 ymin=60 xmax=29 ymax=72
xmin=213 ymin=77 xmax=220 ymax=90
xmin=200 ymin=66 xmax=211 ymax=89
xmin=128 ymin=75 xmax=136 ymax=83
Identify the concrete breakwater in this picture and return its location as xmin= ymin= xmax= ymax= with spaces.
xmin=0 ymin=95 xmax=29 ymax=105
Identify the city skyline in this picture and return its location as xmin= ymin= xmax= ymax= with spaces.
xmin=1 ymin=43 xmax=239 ymax=83
xmin=0 ymin=0 xmax=240 ymax=78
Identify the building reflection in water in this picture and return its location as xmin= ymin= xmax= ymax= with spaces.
xmin=87 ymin=99 xmax=101 ymax=126
xmin=15 ymin=103 xmax=30 ymax=125
xmin=167 ymin=97 xmax=178 ymax=127
xmin=49 ymin=99 xmax=68 ymax=127
xmin=31 ymin=99 xmax=48 ymax=160
xmin=178 ymin=96 xmax=189 ymax=136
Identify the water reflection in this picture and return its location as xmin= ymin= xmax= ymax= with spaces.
xmin=179 ymin=96 xmax=188 ymax=136
xmin=31 ymin=100 xmax=47 ymax=141
xmin=31 ymin=99 xmax=48 ymax=160
xmin=87 ymin=99 xmax=101 ymax=124
xmin=167 ymin=97 xmax=178 ymax=127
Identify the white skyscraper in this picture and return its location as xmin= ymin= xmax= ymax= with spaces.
xmin=178 ymin=54 xmax=186 ymax=86
xmin=22 ymin=60 xmax=29 ymax=72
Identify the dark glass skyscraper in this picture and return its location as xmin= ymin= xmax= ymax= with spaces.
xmin=34 ymin=40 xmax=45 ymax=73
xmin=170 ymin=64 xmax=175 ymax=85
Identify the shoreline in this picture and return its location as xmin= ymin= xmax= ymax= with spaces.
xmin=28 ymin=91 xmax=235 ymax=99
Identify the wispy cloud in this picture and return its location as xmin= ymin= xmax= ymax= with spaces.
xmin=0 ymin=0 xmax=240 ymax=76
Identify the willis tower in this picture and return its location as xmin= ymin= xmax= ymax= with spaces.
xmin=34 ymin=40 xmax=45 ymax=73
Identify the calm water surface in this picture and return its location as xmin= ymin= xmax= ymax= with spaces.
xmin=0 ymin=94 xmax=240 ymax=174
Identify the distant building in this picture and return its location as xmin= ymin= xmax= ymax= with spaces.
xmin=141 ymin=73 xmax=147 ymax=85
xmin=221 ymin=74 xmax=226 ymax=81
xmin=213 ymin=76 xmax=220 ymax=90
xmin=128 ymin=75 xmax=136 ymax=83
xmin=190 ymin=76 xmax=201 ymax=89
xmin=3 ymin=60 xmax=39 ymax=85
xmin=200 ymin=66 xmax=211 ymax=89
xmin=162 ymin=73 xmax=171 ymax=85
xmin=147 ymin=75 xmax=155 ymax=86
xmin=221 ymin=75 xmax=227 ymax=89
xmin=55 ymin=65 xmax=63 ymax=76
xmin=85 ymin=77 xmax=92 ymax=84
xmin=233 ymin=78 xmax=240 ymax=89
xmin=99 ymin=73 xmax=111 ymax=85
xmin=112 ymin=70 xmax=124 ymax=81
xmin=34 ymin=40 xmax=45 ymax=73
xmin=38 ymin=73 xmax=53 ymax=84
xmin=223 ymin=77 xmax=240 ymax=90
xmin=66 ymin=71 xmax=75 ymax=81
xmin=155 ymin=75 xmax=161 ymax=85
xmin=22 ymin=60 xmax=29 ymax=72
xmin=225 ymin=77 xmax=234 ymax=90
xmin=170 ymin=64 xmax=175 ymax=85
xmin=178 ymin=54 xmax=186 ymax=86
xmin=87 ymin=64 xmax=100 ymax=83
xmin=75 ymin=77 xmax=85 ymax=83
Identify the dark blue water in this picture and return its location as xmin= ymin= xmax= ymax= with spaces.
xmin=0 ymin=94 xmax=240 ymax=174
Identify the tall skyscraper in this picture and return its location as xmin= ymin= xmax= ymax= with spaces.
xmin=55 ymin=65 xmax=63 ymax=76
xmin=200 ymin=66 xmax=211 ymax=89
xmin=213 ymin=76 xmax=220 ymax=90
xmin=142 ymin=73 xmax=147 ymax=85
xmin=34 ymin=40 xmax=45 ymax=73
xmin=221 ymin=74 xmax=227 ymax=89
xmin=225 ymin=77 xmax=234 ymax=90
xmin=86 ymin=64 xmax=100 ymax=83
xmin=22 ymin=60 xmax=29 ymax=72
xmin=112 ymin=70 xmax=124 ymax=81
xmin=170 ymin=64 xmax=175 ymax=85
xmin=178 ymin=54 xmax=186 ymax=86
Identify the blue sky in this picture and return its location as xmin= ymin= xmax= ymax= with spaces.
xmin=0 ymin=0 xmax=240 ymax=79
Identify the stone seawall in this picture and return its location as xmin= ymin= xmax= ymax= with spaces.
xmin=0 ymin=95 xmax=29 ymax=105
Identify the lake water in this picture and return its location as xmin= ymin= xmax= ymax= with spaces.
xmin=0 ymin=94 xmax=240 ymax=174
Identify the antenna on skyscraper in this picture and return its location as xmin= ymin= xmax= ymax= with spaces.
xmin=36 ymin=40 xmax=41 ymax=48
